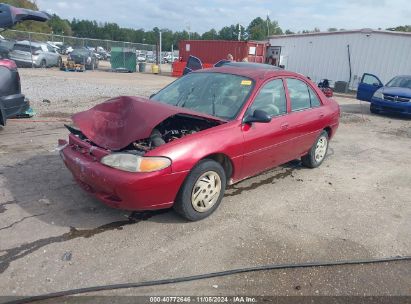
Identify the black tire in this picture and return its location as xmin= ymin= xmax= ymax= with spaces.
xmin=40 ymin=59 xmax=47 ymax=68
xmin=370 ymin=103 xmax=379 ymax=114
xmin=301 ymin=130 xmax=329 ymax=168
xmin=174 ymin=159 xmax=226 ymax=221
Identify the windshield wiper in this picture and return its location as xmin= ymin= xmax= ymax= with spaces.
xmin=178 ymin=87 xmax=195 ymax=108
xmin=211 ymin=92 xmax=216 ymax=116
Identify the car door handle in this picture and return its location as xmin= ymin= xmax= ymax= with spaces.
xmin=319 ymin=113 xmax=325 ymax=118
xmin=281 ymin=123 xmax=289 ymax=130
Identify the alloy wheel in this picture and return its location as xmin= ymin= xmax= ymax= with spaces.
xmin=191 ymin=171 xmax=222 ymax=213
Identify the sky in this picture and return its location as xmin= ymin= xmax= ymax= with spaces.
xmin=36 ymin=0 xmax=410 ymax=34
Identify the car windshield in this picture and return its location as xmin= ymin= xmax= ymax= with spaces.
xmin=71 ymin=49 xmax=89 ymax=56
xmin=386 ymin=76 xmax=411 ymax=89
xmin=151 ymin=72 xmax=254 ymax=120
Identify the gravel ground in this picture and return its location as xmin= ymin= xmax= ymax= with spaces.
xmin=19 ymin=68 xmax=174 ymax=118
xmin=0 ymin=70 xmax=410 ymax=301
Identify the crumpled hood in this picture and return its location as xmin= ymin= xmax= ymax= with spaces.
xmin=72 ymin=96 xmax=223 ymax=150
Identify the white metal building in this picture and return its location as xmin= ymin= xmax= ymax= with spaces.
xmin=268 ymin=29 xmax=411 ymax=89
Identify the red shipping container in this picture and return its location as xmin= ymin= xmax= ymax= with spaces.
xmin=179 ymin=40 xmax=267 ymax=65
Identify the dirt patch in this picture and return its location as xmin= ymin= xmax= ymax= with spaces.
xmin=380 ymin=127 xmax=411 ymax=139
xmin=340 ymin=113 xmax=370 ymax=124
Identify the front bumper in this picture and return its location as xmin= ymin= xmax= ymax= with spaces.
xmin=59 ymin=135 xmax=188 ymax=211
xmin=0 ymin=94 xmax=28 ymax=125
xmin=371 ymin=97 xmax=411 ymax=116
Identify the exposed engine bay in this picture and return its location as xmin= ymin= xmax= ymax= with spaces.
xmin=120 ymin=114 xmax=220 ymax=155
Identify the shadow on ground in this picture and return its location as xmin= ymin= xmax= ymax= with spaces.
xmin=0 ymin=154 xmax=184 ymax=229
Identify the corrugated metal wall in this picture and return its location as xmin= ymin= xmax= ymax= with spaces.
xmin=269 ymin=32 xmax=411 ymax=88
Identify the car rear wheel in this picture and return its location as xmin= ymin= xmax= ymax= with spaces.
xmin=40 ymin=59 xmax=47 ymax=68
xmin=174 ymin=159 xmax=226 ymax=221
xmin=301 ymin=130 xmax=329 ymax=168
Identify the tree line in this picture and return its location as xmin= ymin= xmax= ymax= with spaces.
xmin=3 ymin=0 xmax=411 ymax=51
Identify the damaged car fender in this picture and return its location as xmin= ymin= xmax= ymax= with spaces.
xmin=144 ymin=120 xmax=245 ymax=183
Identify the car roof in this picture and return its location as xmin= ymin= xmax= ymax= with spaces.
xmin=14 ymin=40 xmax=44 ymax=47
xmin=196 ymin=62 xmax=301 ymax=81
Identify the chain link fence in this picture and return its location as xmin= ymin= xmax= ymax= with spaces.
xmin=1 ymin=29 xmax=156 ymax=71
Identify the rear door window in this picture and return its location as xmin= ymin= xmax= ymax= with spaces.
xmin=287 ymin=79 xmax=311 ymax=111
xmin=287 ymin=78 xmax=322 ymax=111
xmin=308 ymin=86 xmax=321 ymax=107
xmin=13 ymin=44 xmax=41 ymax=53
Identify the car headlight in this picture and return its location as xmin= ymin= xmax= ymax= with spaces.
xmin=373 ymin=90 xmax=384 ymax=99
xmin=101 ymin=154 xmax=171 ymax=173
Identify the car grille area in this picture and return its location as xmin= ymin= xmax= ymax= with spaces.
xmin=383 ymin=94 xmax=410 ymax=103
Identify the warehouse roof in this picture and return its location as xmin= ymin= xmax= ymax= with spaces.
xmin=269 ymin=28 xmax=411 ymax=39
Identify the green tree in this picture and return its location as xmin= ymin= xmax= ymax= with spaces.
xmin=201 ymin=29 xmax=217 ymax=40
xmin=218 ymin=25 xmax=237 ymax=40
xmin=247 ymin=17 xmax=282 ymax=40
xmin=387 ymin=25 xmax=411 ymax=32
xmin=48 ymin=14 xmax=72 ymax=36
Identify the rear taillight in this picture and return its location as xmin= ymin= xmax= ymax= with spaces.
xmin=0 ymin=59 xmax=17 ymax=70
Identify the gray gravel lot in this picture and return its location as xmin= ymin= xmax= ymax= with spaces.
xmin=0 ymin=69 xmax=410 ymax=300
xmin=19 ymin=68 xmax=173 ymax=117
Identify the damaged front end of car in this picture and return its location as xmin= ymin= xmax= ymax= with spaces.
xmin=58 ymin=96 xmax=225 ymax=210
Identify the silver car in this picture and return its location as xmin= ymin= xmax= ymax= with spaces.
xmin=9 ymin=41 xmax=62 ymax=68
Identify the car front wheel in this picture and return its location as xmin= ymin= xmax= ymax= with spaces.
xmin=301 ymin=130 xmax=329 ymax=168
xmin=174 ymin=159 xmax=226 ymax=221
xmin=370 ymin=103 xmax=379 ymax=114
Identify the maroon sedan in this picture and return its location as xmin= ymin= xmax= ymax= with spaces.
xmin=59 ymin=63 xmax=340 ymax=221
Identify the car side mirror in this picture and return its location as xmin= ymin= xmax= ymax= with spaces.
xmin=243 ymin=109 xmax=272 ymax=124
xmin=373 ymin=82 xmax=381 ymax=86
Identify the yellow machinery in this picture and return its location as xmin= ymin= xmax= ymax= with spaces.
xmin=151 ymin=64 xmax=159 ymax=74
xmin=60 ymin=60 xmax=85 ymax=72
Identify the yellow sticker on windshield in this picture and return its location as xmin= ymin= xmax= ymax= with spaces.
xmin=241 ymin=80 xmax=252 ymax=86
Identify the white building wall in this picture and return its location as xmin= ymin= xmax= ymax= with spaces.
xmin=269 ymin=32 xmax=411 ymax=88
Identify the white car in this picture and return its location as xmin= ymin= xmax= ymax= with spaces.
xmin=9 ymin=40 xmax=62 ymax=68
xmin=137 ymin=54 xmax=146 ymax=62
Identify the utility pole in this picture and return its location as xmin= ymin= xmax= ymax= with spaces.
xmin=159 ymin=30 xmax=162 ymax=71
xmin=238 ymin=24 xmax=241 ymax=41
xmin=171 ymin=44 xmax=174 ymax=62
xmin=187 ymin=23 xmax=191 ymax=40
xmin=267 ymin=12 xmax=270 ymax=37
